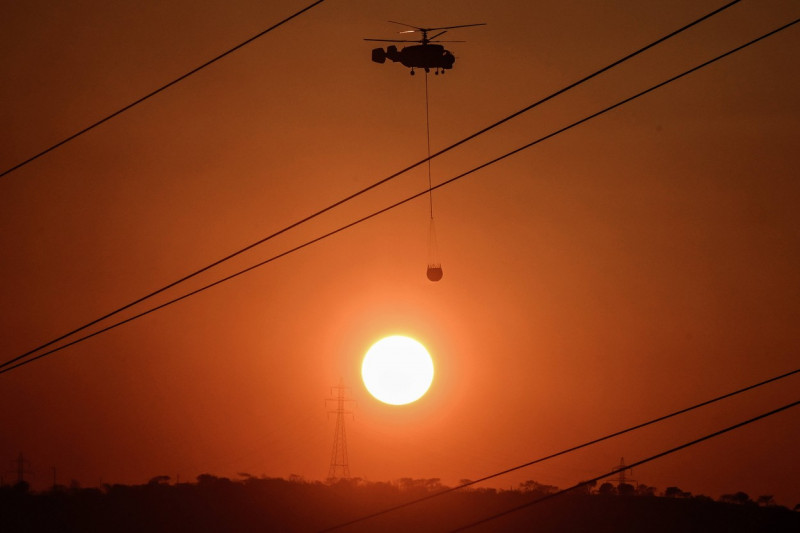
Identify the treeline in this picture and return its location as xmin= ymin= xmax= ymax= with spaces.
xmin=1 ymin=474 xmax=797 ymax=532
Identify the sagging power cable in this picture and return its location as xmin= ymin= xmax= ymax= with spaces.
xmin=318 ymin=368 xmax=799 ymax=531
xmin=0 ymin=0 xmax=744 ymax=372
xmin=1 ymin=15 xmax=796 ymax=375
xmin=451 ymin=399 xmax=800 ymax=531
xmin=0 ymin=0 xmax=329 ymax=180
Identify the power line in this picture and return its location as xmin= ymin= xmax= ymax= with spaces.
xmin=451 ymin=399 xmax=800 ymax=532
xmin=1 ymin=16 xmax=796 ymax=376
xmin=317 ymin=368 xmax=799 ymax=531
xmin=0 ymin=0 xmax=745 ymax=372
xmin=0 ymin=0 xmax=329 ymax=180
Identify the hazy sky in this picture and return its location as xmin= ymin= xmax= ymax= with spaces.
xmin=1 ymin=0 xmax=799 ymax=508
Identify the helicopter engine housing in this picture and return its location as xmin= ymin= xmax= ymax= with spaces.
xmin=371 ymin=47 xmax=386 ymax=63
xmin=386 ymin=45 xmax=400 ymax=62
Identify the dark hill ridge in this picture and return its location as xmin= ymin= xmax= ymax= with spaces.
xmin=1 ymin=476 xmax=797 ymax=532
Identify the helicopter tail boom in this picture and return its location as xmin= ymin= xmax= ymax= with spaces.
xmin=372 ymin=45 xmax=400 ymax=64
xmin=371 ymin=47 xmax=386 ymax=63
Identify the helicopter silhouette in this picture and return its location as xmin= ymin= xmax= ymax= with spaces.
xmin=365 ymin=21 xmax=486 ymax=75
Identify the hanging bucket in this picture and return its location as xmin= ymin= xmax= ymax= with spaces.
xmin=426 ymin=265 xmax=443 ymax=281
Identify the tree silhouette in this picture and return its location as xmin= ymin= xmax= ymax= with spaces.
xmin=597 ymin=482 xmax=616 ymax=495
xmin=575 ymin=479 xmax=597 ymax=494
xmin=720 ymin=491 xmax=752 ymax=505
xmin=618 ymin=482 xmax=636 ymax=496
xmin=664 ymin=486 xmax=691 ymax=498
xmin=635 ymin=484 xmax=656 ymax=497
xmin=519 ymin=480 xmax=558 ymax=495
xmin=1 ymin=475 xmax=798 ymax=532
xmin=756 ymin=494 xmax=775 ymax=507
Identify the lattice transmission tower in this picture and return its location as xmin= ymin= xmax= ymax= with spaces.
xmin=615 ymin=457 xmax=636 ymax=487
xmin=6 ymin=452 xmax=33 ymax=486
xmin=326 ymin=379 xmax=354 ymax=481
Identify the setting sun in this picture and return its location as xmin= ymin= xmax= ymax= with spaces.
xmin=361 ymin=336 xmax=434 ymax=405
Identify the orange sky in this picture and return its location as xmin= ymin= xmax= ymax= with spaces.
xmin=1 ymin=0 xmax=799 ymax=508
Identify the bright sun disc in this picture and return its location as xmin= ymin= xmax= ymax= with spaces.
xmin=362 ymin=336 xmax=434 ymax=405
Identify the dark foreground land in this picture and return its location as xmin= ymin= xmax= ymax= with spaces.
xmin=2 ymin=476 xmax=798 ymax=532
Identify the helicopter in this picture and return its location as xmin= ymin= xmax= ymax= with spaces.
xmin=365 ymin=21 xmax=486 ymax=75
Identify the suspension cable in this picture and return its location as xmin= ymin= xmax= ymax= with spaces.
xmin=318 ymin=368 xmax=800 ymax=531
xmin=0 ymin=0 xmax=744 ymax=370
xmin=451 ymin=399 xmax=800 ymax=531
xmin=425 ymin=71 xmax=434 ymax=219
xmin=0 ymin=0 xmax=329 ymax=180
xmin=1 ymin=15 xmax=796 ymax=375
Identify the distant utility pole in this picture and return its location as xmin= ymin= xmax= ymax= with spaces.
xmin=326 ymin=379 xmax=354 ymax=481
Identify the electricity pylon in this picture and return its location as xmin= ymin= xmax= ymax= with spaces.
xmin=7 ymin=452 xmax=33 ymax=485
xmin=615 ymin=457 xmax=636 ymax=487
xmin=326 ymin=379 xmax=354 ymax=481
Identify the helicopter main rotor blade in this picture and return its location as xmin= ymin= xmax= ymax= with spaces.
xmin=388 ymin=20 xmax=424 ymax=31
xmin=423 ymin=23 xmax=487 ymax=31
xmin=387 ymin=20 xmax=486 ymax=32
xmin=429 ymin=40 xmax=466 ymax=43
xmin=429 ymin=30 xmax=447 ymax=40
xmin=364 ymin=38 xmax=419 ymax=43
